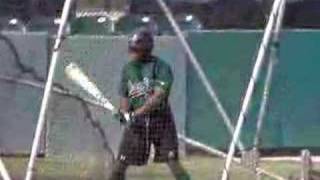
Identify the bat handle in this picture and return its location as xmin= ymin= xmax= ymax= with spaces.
xmin=124 ymin=113 xmax=130 ymax=122
xmin=99 ymin=97 xmax=115 ymax=112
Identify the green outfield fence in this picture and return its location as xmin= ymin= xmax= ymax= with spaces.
xmin=187 ymin=30 xmax=320 ymax=150
xmin=0 ymin=30 xmax=320 ymax=156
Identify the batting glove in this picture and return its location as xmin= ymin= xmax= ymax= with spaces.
xmin=113 ymin=109 xmax=135 ymax=124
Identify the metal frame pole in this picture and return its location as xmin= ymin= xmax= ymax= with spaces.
xmin=0 ymin=158 xmax=11 ymax=180
xmin=156 ymin=0 xmax=245 ymax=151
xmin=254 ymin=0 xmax=286 ymax=149
xmin=221 ymin=0 xmax=284 ymax=179
xmin=24 ymin=0 xmax=74 ymax=179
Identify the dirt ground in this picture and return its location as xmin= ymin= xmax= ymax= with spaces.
xmin=2 ymin=155 xmax=319 ymax=180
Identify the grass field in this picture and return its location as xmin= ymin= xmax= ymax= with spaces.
xmin=3 ymin=155 xmax=319 ymax=180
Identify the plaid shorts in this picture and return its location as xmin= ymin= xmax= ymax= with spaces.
xmin=117 ymin=111 xmax=179 ymax=166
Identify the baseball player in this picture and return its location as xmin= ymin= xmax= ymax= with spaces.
xmin=109 ymin=28 xmax=190 ymax=180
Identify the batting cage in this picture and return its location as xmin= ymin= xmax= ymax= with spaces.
xmin=1 ymin=0 xmax=320 ymax=179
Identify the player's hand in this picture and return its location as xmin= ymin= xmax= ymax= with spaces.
xmin=112 ymin=109 xmax=134 ymax=124
xmin=129 ymin=89 xmax=145 ymax=98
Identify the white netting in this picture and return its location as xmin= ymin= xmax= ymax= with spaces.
xmin=1 ymin=0 xmax=309 ymax=180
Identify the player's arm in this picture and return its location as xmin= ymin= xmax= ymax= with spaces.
xmin=134 ymin=89 xmax=166 ymax=116
xmin=113 ymin=66 xmax=132 ymax=123
xmin=134 ymin=62 xmax=173 ymax=116
xmin=120 ymin=97 xmax=129 ymax=112
xmin=119 ymin=65 xmax=129 ymax=111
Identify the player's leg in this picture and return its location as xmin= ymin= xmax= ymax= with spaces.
xmin=167 ymin=159 xmax=191 ymax=180
xmin=158 ymin=131 xmax=191 ymax=180
xmin=106 ymin=126 xmax=134 ymax=180
xmin=108 ymin=160 xmax=128 ymax=180
xmin=108 ymin=119 xmax=149 ymax=179
xmin=151 ymin=113 xmax=191 ymax=180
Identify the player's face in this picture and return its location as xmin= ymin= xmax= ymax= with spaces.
xmin=129 ymin=49 xmax=144 ymax=61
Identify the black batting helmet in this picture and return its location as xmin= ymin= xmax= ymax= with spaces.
xmin=128 ymin=28 xmax=154 ymax=53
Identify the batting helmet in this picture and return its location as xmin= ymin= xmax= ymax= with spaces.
xmin=128 ymin=28 xmax=154 ymax=53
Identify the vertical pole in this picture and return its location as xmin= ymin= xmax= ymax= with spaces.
xmin=254 ymin=0 xmax=286 ymax=148
xmin=24 ymin=0 xmax=74 ymax=180
xmin=156 ymin=0 xmax=245 ymax=152
xmin=301 ymin=149 xmax=311 ymax=180
xmin=221 ymin=0 xmax=284 ymax=179
xmin=0 ymin=158 xmax=11 ymax=180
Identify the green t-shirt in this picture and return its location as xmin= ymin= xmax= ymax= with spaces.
xmin=119 ymin=56 xmax=173 ymax=112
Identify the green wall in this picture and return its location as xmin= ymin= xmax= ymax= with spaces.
xmin=269 ymin=31 xmax=320 ymax=148
xmin=186 ymin=30 xmax=320 ymax=150
xmin=1 ymin=30 xmax=320 ymax=156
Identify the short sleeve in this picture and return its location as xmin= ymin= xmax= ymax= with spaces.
xmin=154 ymin=61 xmax=173 ymax=95
xmin=119 ymin=66 xmax=129 ymax=97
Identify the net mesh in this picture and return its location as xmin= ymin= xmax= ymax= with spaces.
xmin=0 ymin=32 xmax=271 ymax=180
xmin=49 ymin=35 xmax=190 ymax=179
xmin=0 ymin=1 xmax=311 ymax=180
xmin=0 ymin=32 xmax=47 ymax=156
xmin=0 ymin=32 xmax=256 ymax=180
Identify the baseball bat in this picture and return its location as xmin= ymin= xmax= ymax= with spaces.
xmin=64 ymin=63 xmax=115 ymax=112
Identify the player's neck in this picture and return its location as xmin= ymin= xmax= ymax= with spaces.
xmin=134 ymin=55 xmax=154 ymax=63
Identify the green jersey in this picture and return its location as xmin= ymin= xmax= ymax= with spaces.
xmin=119 ymin=56 xmax=173 ymax=112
